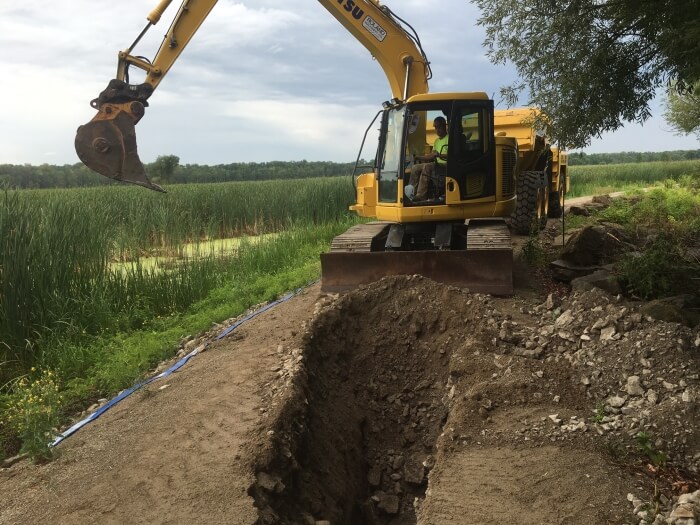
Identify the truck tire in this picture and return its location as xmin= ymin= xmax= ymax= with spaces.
xmin=512 ymin=171 xmax=547 ymax=235
xmin=547 ymin=184 xmax=564 ymax=218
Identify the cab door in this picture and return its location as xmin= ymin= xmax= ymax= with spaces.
xmin=447 ymin=101 xmax=496 ymax=200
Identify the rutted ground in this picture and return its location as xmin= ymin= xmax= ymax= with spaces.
xmin=1 ymin=260 xmax=699 ymax=524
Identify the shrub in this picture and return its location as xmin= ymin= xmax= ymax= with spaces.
xmin=3 ymin=369 xmax=63 ymax=462
xmin=618 ymin=233 xmax=699 ymax=300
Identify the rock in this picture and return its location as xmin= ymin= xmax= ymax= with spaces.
xmin=549 ymin=259 xmax=601 ymax=283
xmin=513 ymin=347 xmax=544 ymax=359
xmin=600 ymin=326 xmax=617 ymax=341
xmin=257 ymin=472 xmax=284 ymax=493
xmin=626 ymin=376 xmax=645 ymax=396
xmin=555 ymin=310 xmax=574 ymax=327
xmin=568 ymin=205 xmax=590 ymax=216
xmin=499 ymin=321 xmax=521 ymax=344
xmin=678 ymin=490 xmax=700 ymax=505
xmin=608 ymin=395 xmax=627 ymax=408
xmin=404 ymin=460 xmax=425 ymax=485
xmin=375 ymin=492 xmax=400 ymax=515
xmin=670 ymin=504 xmax=696 ymax=519
xmin=646 ymin=390 xmax=659 ymax=404
xmin=591 ymin=194 xmax=614 ymax=207
xmin=639 ymin=296 xmax=700 ymax=327
xmin=560 ymin=225 xmax=623 ymax=267
xmin=392 ymin=455 xmax=405 ymax=470
xmin=544 ymin=294 xmax=559 ymax=310
xmin=367 ymin=465 xmax=382 ymax=487
xmin=571 ymin=269 xmax=622 ymax=295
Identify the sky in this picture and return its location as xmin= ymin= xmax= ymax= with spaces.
xmin=0 ymin=0 xmax=697 ymax=166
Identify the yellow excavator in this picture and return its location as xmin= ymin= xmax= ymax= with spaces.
xmin=76 ymin=0 xmax=566 ymax=295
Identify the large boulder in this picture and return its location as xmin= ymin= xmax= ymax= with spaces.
xmin=571 ymin=269 xmax=622 ymax=295
xmin=559 ymin=224 xmax=628 ymax=267
xmin=639 ymin=295 xmax=700 ymax=327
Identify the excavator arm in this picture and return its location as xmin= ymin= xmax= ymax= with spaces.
xmin=75 ymin=0 xmax=431 ymax=190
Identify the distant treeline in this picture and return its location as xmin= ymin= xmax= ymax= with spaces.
xmin=0 ymin=160 xmax=361 ymax=190
xmin=2 ymin=150 xmax=699 ymax=189
xmin=568 ymin=150 xmax=700 ymax=165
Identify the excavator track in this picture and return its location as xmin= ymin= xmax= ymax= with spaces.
xmin=321 ymin=219 xmax=513 ymax=295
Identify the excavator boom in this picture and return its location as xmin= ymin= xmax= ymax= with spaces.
xmin=75 ymin=0 xmax=430 ymax=189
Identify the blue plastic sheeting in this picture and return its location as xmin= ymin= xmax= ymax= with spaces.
xmin=51 ymin=288 xmax=300 ymax=447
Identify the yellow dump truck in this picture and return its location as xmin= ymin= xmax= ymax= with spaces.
xmin=494 ymin=109 xmax=569 ymax=233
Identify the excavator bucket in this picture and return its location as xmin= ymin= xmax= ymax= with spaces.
xmin=76 ymin=80 xmax=162 ymax=192
xmin=321 ymin=220 xmax=513 ymax=295
xmin=75 ymin=107 xmax=164 ymax=192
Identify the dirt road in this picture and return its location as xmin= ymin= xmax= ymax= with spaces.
xmin=1 ymin=235 xmax=698 ymax=524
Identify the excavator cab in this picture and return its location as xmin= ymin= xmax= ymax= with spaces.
xmin=351 ymin=93 xmax=515 ymax=224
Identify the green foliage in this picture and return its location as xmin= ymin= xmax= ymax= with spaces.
xmin=563 ymin=214 xmax=594 ymax=232
xmin=3 ymin=369 xmax=63 ymax=462
xmin=600 ymin=185 xmax=700 ymax=227
xmin=592 ymin=402 xmax=606 ymax=423
xmin=568 ymin=150 xmax=700 ymax=166
xmin=473 ymin=0 xmax=700 ymax=148
xmin=600 ymin=183 xmax=700 ymax=299
xmin=603 ymin=439 xmax=629 ymax=462
xmin=0 ymin=160 xmax=361 ymax=190
xmin=664 ymin=81 xmax=700 ymax=139
xmin=148 ymin=155 xmax=180 ymax=183
xmin=568 ymin=160 xmax=699 ymax=198
xmin=634 ymin=431 xmax=668 ymax=467
xmin=618 ymin=234 xmax=698 ymax=300
xmin=522 ymin=228 xmax=547 ymax=266
xmin=1 ymin=218 xmax=355 ymax=457
xmin=0 ymin=178 xmax=355 ymax=384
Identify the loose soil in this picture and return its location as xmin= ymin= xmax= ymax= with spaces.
xmin=1 ymin=220 xmax=698 ymax=525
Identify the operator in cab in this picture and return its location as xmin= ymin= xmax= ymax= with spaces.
xmin=406 ymin=116 xmax=449 ymax=202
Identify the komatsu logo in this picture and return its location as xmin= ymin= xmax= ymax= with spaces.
xmin=336 ymin=0 xmax=364 ymax=20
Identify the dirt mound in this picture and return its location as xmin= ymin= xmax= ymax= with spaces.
xmin=1 ymin=274 xmax=698 ymax=525
xmin=246 ymin=276 xmax=699 ymax=524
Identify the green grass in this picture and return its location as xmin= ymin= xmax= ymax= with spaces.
xmin=0 ymin=178 xmax=355 ymax=382
xmin=568 ymin=159 xmax=699 ymax=198
xmin=0 ymin=218 xmax=357 ymax=459
xmin=14 ymin=177 xmax=355 ymax=252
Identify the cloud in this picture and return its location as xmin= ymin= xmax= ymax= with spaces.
xmin=0 ymin=0 xmax=697 ymax=165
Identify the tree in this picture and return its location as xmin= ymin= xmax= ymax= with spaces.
xmin=664 ymin=82 xmax=700 ymax=140
xmin=472 ymin=0 xmax=700 ymax=148
xmin=148 ymin=155 xmax=180 ymax=183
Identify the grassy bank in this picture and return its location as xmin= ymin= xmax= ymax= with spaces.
xmin=568 ymin=159 xmax=699 ymax=198
xmin=0 ymin=219 xmax=358 ymax=459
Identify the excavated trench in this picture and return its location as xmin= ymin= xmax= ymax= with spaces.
xmin=249 ymin=277 xmax=494 ymax=524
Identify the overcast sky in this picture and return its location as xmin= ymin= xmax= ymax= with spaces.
xmin=0 ymin=0 xmax=697 ymax=166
